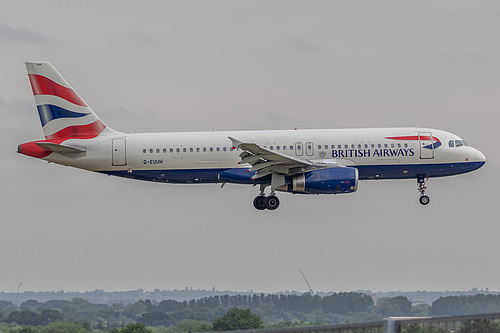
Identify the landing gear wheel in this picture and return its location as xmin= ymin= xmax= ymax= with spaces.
xmin=253 ymin=196 xmax=266 ymax=210
xmin=264 ymin=196 xmax=280 ymax=210
xmin=417 ymin=175 xmax=430 ymax=206
xmin=419 ymin=195 xmax=430 ymax=205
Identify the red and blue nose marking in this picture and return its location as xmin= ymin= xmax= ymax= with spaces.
xmin=386 ymin=135 xmax=441 ymax=149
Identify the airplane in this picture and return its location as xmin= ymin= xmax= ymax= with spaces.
xmin=18 ymin=61 xmax=486 ymax=210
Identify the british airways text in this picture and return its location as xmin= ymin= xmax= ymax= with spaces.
xmin=332 ymin=148 xmax=415 ymax=158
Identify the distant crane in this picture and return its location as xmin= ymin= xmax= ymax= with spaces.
xmin=299 ymin=269 xmax=314 ymax=294
xmin=15 ymin=283 xmax=22 ymax=305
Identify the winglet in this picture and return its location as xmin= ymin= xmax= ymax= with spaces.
xmin=228 ymin=136 xmax=242 ymax=150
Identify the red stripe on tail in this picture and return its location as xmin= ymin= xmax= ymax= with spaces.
xmin=28 ymin=74 xmax=87 ymax=107
xmin=45 ymin=120 xmax=106 ymax=140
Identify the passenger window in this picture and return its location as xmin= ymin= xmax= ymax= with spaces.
xmin=290 ymin=145 xmax=293 ymax=150
xmin=196 ymin=148 xmax=200 ymax=152
xmin=397 ymin=143 xmax=401 ymax=148
xmin=143 ymin=149 xmax=146 ymax=153
xmin=384 ymin=144 xmax=388 ymax=148
xmin=190 ymin=148 xmax=193 ymax=152
xmin=270 ymin=146 xmax=273 ymax=150
xmin=223 ymin=147 xmax=227 ymax=151
xmin=378 ymin=144 xmax=381 ymax=148
xmin=345 ymin=144 xmax=348 ymax=149
xmin=210 ymin=147 xmax=213 ymax=152
xmin=317 ymin=145 xmax=321 ymax=150
xmin=156 ymin=148 xmax=160 ymax=153
xmin=371 ymin=144 xmax=375 ymax=148
xmin=404 ymin=143 xmax=408 ymax=148
xmin=449 ymin=140 xmax=455 ymax=147
xmin=176 ymin=148 xmax=180 ymax=153
xmin=358 ymin=144 xmax=361 ymax=149
xmin=324 ymin=145 xmax=328 ymax=149
xmin=170 ymin=148 xmax=173 ymax=153
xmin=276 ymin=146 xmax=280 ymax=151
xmin=391 ymin=143 xmax=394 ymax=148
xmin=203 ymin=147 xmax=207 ymax=152
xmin=216 ymin=147 xmax=220 ymax=152
xmin=364 ymin=144 xmax=368 ymax=148
xmin=338 ymin=145 xmax=342 ymax=149
xmin=351 ymin=144 xmax=355 ymax=149
xmin=183 ymin=148 xmax=186 ymax=152
xmin=149 ymin=149 xmax=153 ymax=153
xmin=283 ymin=146 xmax=287 ymax=151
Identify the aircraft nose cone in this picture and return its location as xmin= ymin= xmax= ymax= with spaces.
xmin=475 ymin=149 xmax=486 ymax=163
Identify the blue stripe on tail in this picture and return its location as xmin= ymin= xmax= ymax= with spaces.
xmin=37 ymin=104 xmax=89 ymax=126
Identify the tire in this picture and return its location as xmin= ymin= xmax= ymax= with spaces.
xmin=264 ymin=196 xmax=280 ymax=210
xmin=419 ymin=195 xmax=430 ymax=205
xmin=253 ymin=196 xmax=267 ymax=210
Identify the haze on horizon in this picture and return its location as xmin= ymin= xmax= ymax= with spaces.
xmin=0 ymin=1 xmax=499 ymax=294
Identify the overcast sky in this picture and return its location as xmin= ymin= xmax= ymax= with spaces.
xmin=1 ymin=1 xmax=499 ymax=295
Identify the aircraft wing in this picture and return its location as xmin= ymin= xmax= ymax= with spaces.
xmin=229 ymin=137 xmax=325 ymax=180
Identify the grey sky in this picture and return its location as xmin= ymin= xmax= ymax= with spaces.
xmin=0 ymin=1 xmax=498 ymax=294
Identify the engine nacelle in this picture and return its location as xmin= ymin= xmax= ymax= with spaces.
xmin=277 ymin=167 xmax=358 ymax=194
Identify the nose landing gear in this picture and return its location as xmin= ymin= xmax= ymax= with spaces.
xmin=417 ymin=175 xmax=430 ymax=205
xmin=253 ymin=184 xmax=280 ymax=210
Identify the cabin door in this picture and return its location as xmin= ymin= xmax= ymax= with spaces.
xmin=418 ymin=132 xmax=434 ymax=159
xmin=112 ymin=139 xmax=127 ymax=166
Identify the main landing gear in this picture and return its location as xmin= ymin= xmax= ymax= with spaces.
xmin=417 ymin=175 xmax=430 ymax=205
xmin=253 ymin=185 xmax=280 ymax=210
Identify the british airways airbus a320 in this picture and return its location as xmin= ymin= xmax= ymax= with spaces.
xmin=18 ymin=62 xmax=486 ymax=210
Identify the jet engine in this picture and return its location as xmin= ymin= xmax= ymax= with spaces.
xmin=277 ymin=167 xmax=358 ymax=194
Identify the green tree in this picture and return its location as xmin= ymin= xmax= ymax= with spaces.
xmin=1 ymin=310 xmax=44 ymax=326
xmin=38 ymin=322 xmax=91 ymax=333
xmin=212 ymin=308 xmax=263 ymax=331
xmin=39 ymin=310 xmax=64 ymax=325
xmin=138 ymin=312 xmax=173 ymax=327
xmin=175 ymin=319 xmax=212 ymax=333
xmin=120 ymin=323 xmax=153 ymax=333
xmin=0 ymin=301 xmax=17 ymax=314
xmin=374 ymin=297 xmax=412 ymax=317
xmin=458 ymin=320 xmax=500 ymax=333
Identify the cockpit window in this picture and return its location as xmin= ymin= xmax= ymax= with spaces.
xmin=449 ymin=140 xmax=455 ymax=147
xmin=456 ymin=140 xmax=469 ymax=147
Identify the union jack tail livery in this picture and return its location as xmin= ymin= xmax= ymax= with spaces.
xmin=25 ymin=61 xmax=114 ymax=140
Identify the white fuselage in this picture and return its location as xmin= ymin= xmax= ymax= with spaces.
xmin=41 ymin=127 xmax=485 ymax=184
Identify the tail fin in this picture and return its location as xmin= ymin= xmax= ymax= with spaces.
xmin=25 ymin=61 xmax=116 ymax=140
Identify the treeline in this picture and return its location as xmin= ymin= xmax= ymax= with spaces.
xmin=162 ymin=292 xmax=374 ymax=314
xmin=430 ymin=294 xmax=500 ymax=316
xmin=1 ymin=293 xmax=500 ymax=330
xmin=0 ymin=293 xmax=375 ymax=328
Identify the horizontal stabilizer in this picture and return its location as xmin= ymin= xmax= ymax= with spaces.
xmin=35 ymin=142 xmax=86 ymax=154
